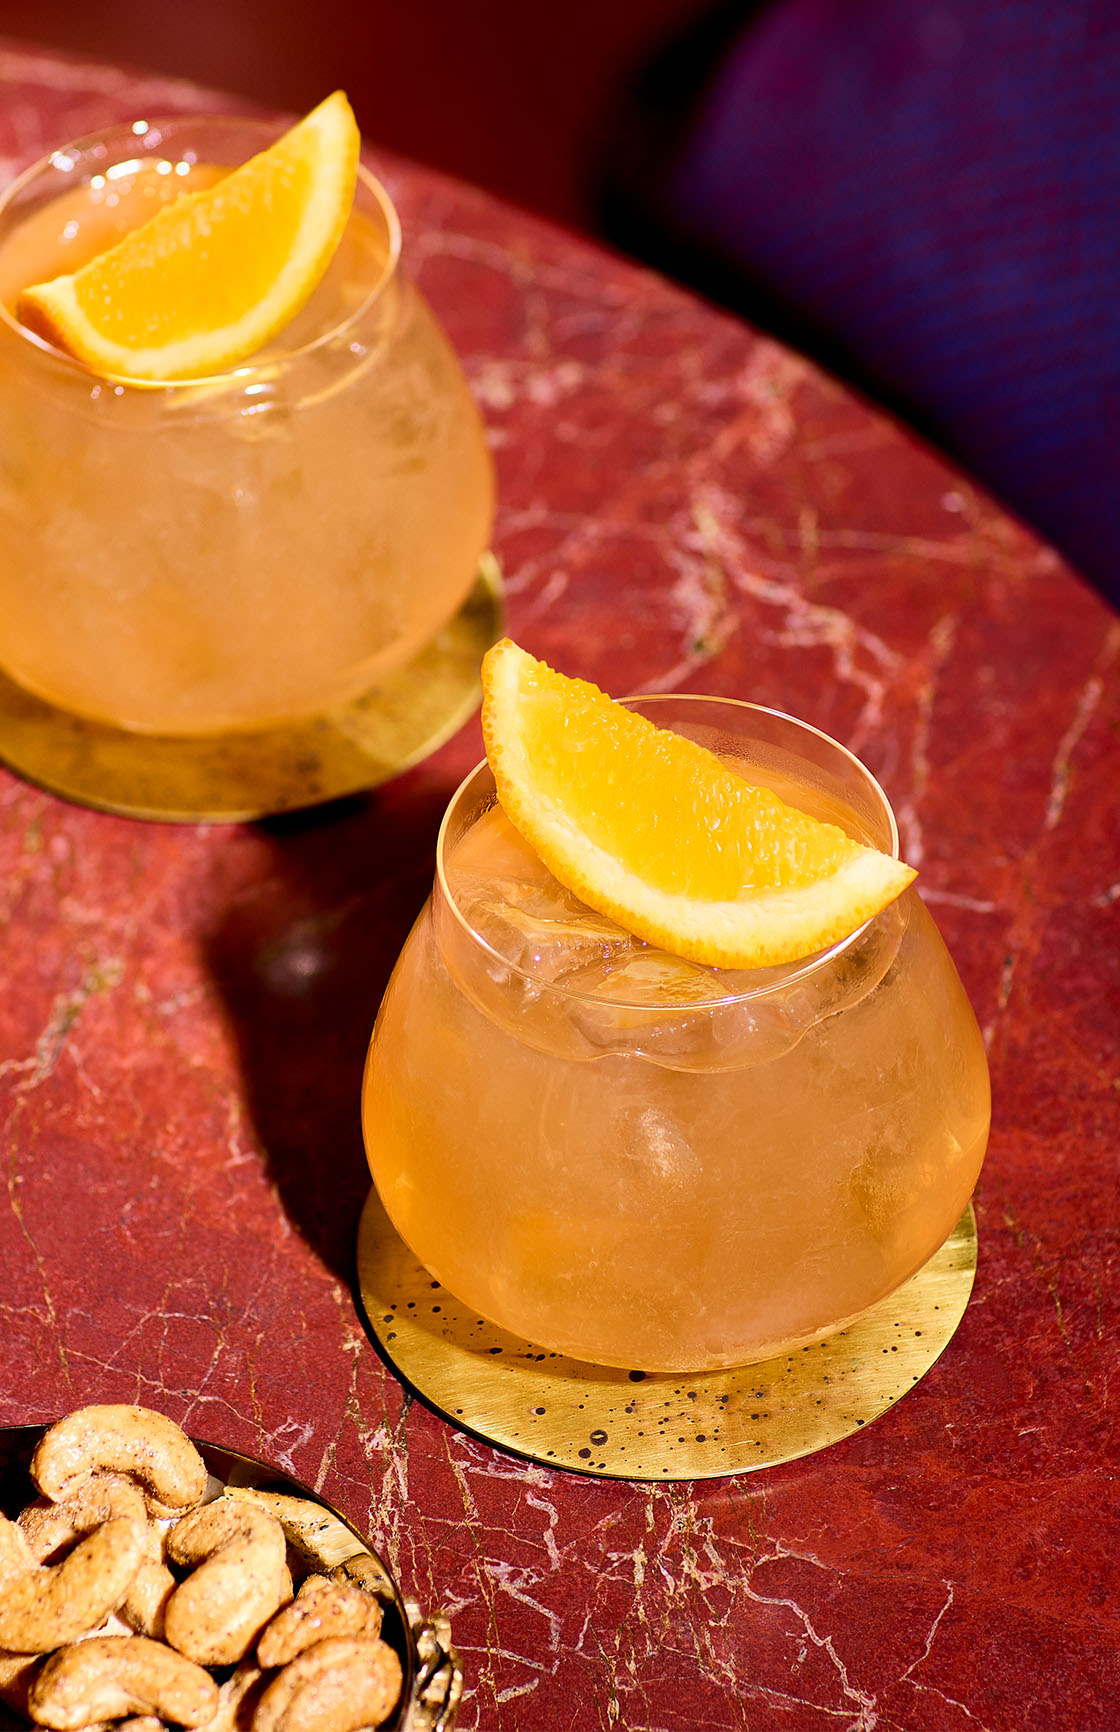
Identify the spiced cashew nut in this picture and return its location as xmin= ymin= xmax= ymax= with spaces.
xmin=257 ymin=1577 xmax=382 ymax=1669
xmin=17 ymin=1476 xmax=153 ymax=1564
xmin=16 ymin=1476 xmax=175 ymax=1642
xmin=27 ymin=1635 xmax=219 ymax=1731
xmin=31 ymin=1407 xmax=208 ymax=1515
xmin=0 ymin=1513 xmax=148 ymax=1653
xmin=251 ymin=1638 xmax=403 ymax=1732
xmin=194 ymin=1662 xmax=267 ymax=1732
xmin=0 ymin=1516 xmax=35 ymax=1576
xmin=164 ymin=1500 xmax=290 ymax=1668
xmin=118 ymin=1558 xmax=179 ymax=1642
xmin=0 ymin=1651 xmax=43 ymax=1718
xmin=224 ymin=1491 xmax=377 ymax=1581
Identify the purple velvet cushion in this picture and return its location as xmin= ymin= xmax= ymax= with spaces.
xmin=661 ymin=0 xmax=1120 ymax=603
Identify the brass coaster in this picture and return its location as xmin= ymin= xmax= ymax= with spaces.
xmin=356 ymin=1189 xmax=978 ymax=1481
xmin=0 ymin=555 xmax=503 ymax=822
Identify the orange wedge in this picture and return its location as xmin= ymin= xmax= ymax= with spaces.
xmin=18 ymin=91 xmax=360 ymax=381
xmin=480 ymin=638 xmax=916 ymax=969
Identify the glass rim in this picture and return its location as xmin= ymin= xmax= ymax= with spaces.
xmin=434 ymin=693 xmax=905 ymax=1011
xmin=0 ymin=112 xmax=403 ymax=389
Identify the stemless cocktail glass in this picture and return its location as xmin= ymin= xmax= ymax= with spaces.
xmin=363 ymin=697 xmax=991 ymax=1374
xmin=0 ymin=115 xmax=494 ymax=734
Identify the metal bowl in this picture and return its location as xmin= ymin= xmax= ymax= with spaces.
xmin=0 ymin=1426 xmax=460 ymax=1732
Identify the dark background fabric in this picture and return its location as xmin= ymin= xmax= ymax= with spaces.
xmin=600 ymin=0 xmax=1120 ymax=607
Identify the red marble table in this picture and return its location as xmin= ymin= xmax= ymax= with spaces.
xmin=0 ymin=39 xmax=1118 ymax=1732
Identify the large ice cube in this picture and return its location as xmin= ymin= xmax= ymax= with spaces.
xmin=453 ymin=869 xmax=634 ymax=984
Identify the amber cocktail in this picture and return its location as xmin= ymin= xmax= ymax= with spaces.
xmin=363 ymin=697 xmax=990 ymax=1373
xmin=0 ymin=114 xmax=493 ymax=734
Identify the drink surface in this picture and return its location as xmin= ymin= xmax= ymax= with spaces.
xmin=363 ymin=765 xmax=991 ymax=1372
xmin=0 ymin=145 xmax=494 ymax=733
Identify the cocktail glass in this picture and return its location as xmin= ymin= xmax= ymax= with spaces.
xmin=0 ymin=114 xmax=494 ymax=736
xmin=363 ymin=695 xmax=990 ymax=1374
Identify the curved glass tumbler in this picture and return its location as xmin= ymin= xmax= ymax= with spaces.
xmin=363 ymin=697 xmax=990 ymax=1372
xmin=0 ymin=115 xmax=494 ymax=734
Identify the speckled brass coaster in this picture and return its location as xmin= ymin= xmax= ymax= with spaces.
xmin=0 ymin=555 xmax=503 ymax=823
xmin=357 ymin=1190 xmax=978 ymax=1480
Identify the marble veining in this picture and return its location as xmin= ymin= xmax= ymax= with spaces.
xmin=0 ymin=42 xmax=1117 ymax=1732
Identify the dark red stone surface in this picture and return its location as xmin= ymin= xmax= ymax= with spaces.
xmin=0 ymin=40 xmax=1118 ymax=1732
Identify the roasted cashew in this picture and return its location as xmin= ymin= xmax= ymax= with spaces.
xmin=257 ymin=1577 xmax=382 ymax=1669
xmin=0 ymin=1515 xmax=35 ymax=1576
xmin=164 ymin=1500 xmax=289 ymax=1668
xmin=0 ymin=1515 xmax=148 ymax=1654
xmin=251 ymin=1638 xmax=402 ymax=1732
xmin=28 ymin=1636 xmax=218 ymax=1730
xmin=16 ymin=1471 xmax=181 ymax=1641
xmin=195 ymin=1662 xmax=267 ymax=1732
xmin=120 ymin=1560 xmax=178 ymax=1641
xmin=31 ymin=1408 xmax=208 ymax=1514
xmin=224 ymin=1491 xmax=360 ymax=1577
xmin=328 ymin=1553 xmax=395 ymax=1603
xmin=18 ymin=1475 xmax=154 ymax=1564
xmin=0 ymin=1651 xmax=42 ymax=1716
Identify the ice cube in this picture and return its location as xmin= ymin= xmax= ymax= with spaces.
xmin=585 ymin=948 xmax=727 ymax=1005
xmin=453 ymin=867 xmax=634 ymax=984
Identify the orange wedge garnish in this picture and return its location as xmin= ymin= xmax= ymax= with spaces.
xmin=480 ymin=639 xmax=917 ymax=969
xmin=18 ymin=91 xmax=360 ymax=380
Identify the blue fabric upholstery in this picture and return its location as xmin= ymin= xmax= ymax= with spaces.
xmin=606 ymin=0 xmax=1120 ymax=604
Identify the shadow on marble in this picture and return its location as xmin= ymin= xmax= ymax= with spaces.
xmin=199 ymin=771 xmax=456 ymax=1285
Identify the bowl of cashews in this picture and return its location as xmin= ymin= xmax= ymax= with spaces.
xmin=0 ymin=1406 xmax=460 ymax=1732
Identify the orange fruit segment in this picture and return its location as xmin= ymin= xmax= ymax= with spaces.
xmin=18 ymin=91 xmax=360 ymax=381
xmin=480 ymin=638 xmax=917 ymax=969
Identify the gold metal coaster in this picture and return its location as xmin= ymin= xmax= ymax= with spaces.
xmin=0 ymin=556 xmax=503 ymax=823
xmin=356 ymin=1190 xmax=978 ymax=1481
